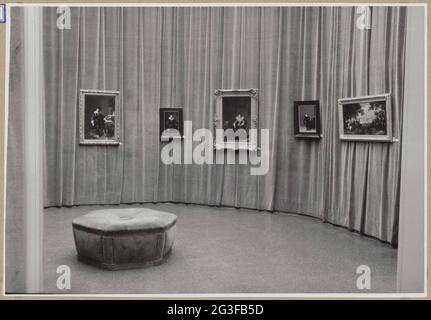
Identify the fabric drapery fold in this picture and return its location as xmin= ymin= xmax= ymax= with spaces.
xmin=39 ymin=6 xmax=406 ymax=244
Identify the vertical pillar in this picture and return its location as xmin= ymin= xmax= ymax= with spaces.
xmin=397 ymin=6 xmax=426 ymax=294
xmin=23 ymin=6 xmax=44 ymax=293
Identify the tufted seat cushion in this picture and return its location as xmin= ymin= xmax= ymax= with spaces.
xmin=72 ymin=208 xmax=177 ymax=233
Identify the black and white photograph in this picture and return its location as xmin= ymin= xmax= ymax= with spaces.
xmin=294 ymin=100 xmax=321 ymax=138
xmin=79 ymin=89 xmax=120 ymax=145
xmin=159 ymin=108 xmax=183 ymax=140
xmin=3 ymin=3 xmax=426 ymax=299
xmin=338 ymin=94 xmax=392 ymax=142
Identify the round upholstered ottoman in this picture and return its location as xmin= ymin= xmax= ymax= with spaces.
xmin=72 ymin=208 xmax=177 ymax=270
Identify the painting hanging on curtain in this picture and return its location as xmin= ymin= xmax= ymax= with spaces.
xmin=293 ymin=100 xmax=321 ymax=139
xmin=338 ymin=93 xmax=392 ymax=142
xmin=159 ymin=108 xmax=184 ymax=141
xmin=213 ymin=89 xmax=259 ymax=150
xmin=79 ymin=89 xmax=121 ymax=145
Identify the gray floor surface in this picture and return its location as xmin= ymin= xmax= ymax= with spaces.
xmin=43 ymin=203 xmax=397 ymax=294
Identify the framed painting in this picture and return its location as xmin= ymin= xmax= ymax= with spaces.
xmin=338 ymin=93 xmax=392 ymax=142
xmin=79 ymin=89 xmax=121 ymax=145
xmin=293 ymin=100 xmax=321 ymax=139
xmin=159 ymin=108 xmax=183 ymax=141
xmin=213 ymin=89 xmax=259 ymax=150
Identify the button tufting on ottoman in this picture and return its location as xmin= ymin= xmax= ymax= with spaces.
xmin=72 ymin=208 xmax=177 ymax=270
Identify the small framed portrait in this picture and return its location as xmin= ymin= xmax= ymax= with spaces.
xmin=159 ymin=108 xmax=183 ymax=141
xmin=338 ymin=93 xmax=392 ymax=142
xmin=213 ymin=89 xmax=259 ymax=150
xmin=293 ymin=100 xmax=321 ymax=139
xmin=79 ymin=89 xmax=121 ymax=145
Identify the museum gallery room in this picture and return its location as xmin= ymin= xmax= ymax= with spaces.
xmin=5 ymin=5 xmax=425 ymax=295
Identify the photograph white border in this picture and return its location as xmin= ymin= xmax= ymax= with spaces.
xmin=2 ymin=2 xmax=427 ymax=299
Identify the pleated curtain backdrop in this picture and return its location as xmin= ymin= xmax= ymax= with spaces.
xmin=37 ymin=6 xmax=406 ymax=244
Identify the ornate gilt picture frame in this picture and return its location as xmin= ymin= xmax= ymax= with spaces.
xmin=79 ymin=89 xmax=121 ymax=145
xmin=338 ymin=93 xmax=392 ymax=142
xmin=213 ymin=89 xmax=259 ymax=151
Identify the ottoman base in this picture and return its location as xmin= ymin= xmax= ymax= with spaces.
xmin=76 ymin=248 xmax=173 ymax=271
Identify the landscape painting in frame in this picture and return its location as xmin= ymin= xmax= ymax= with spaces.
xmin=160 ymin=108 xmax=183 ymax=141
xmin=213 ymin=89 xmax=259 ymax=150
xmin=294 ymin=100 xmax=321 ymax=139
xmin=79 ymin=89 xmax=121 ymax=145
xmin=338 ymin=93 xmax=392 ymax=142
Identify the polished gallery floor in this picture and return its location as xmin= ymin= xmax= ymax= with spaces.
xmin=43 ymin=203 xmax=397 ymax=294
